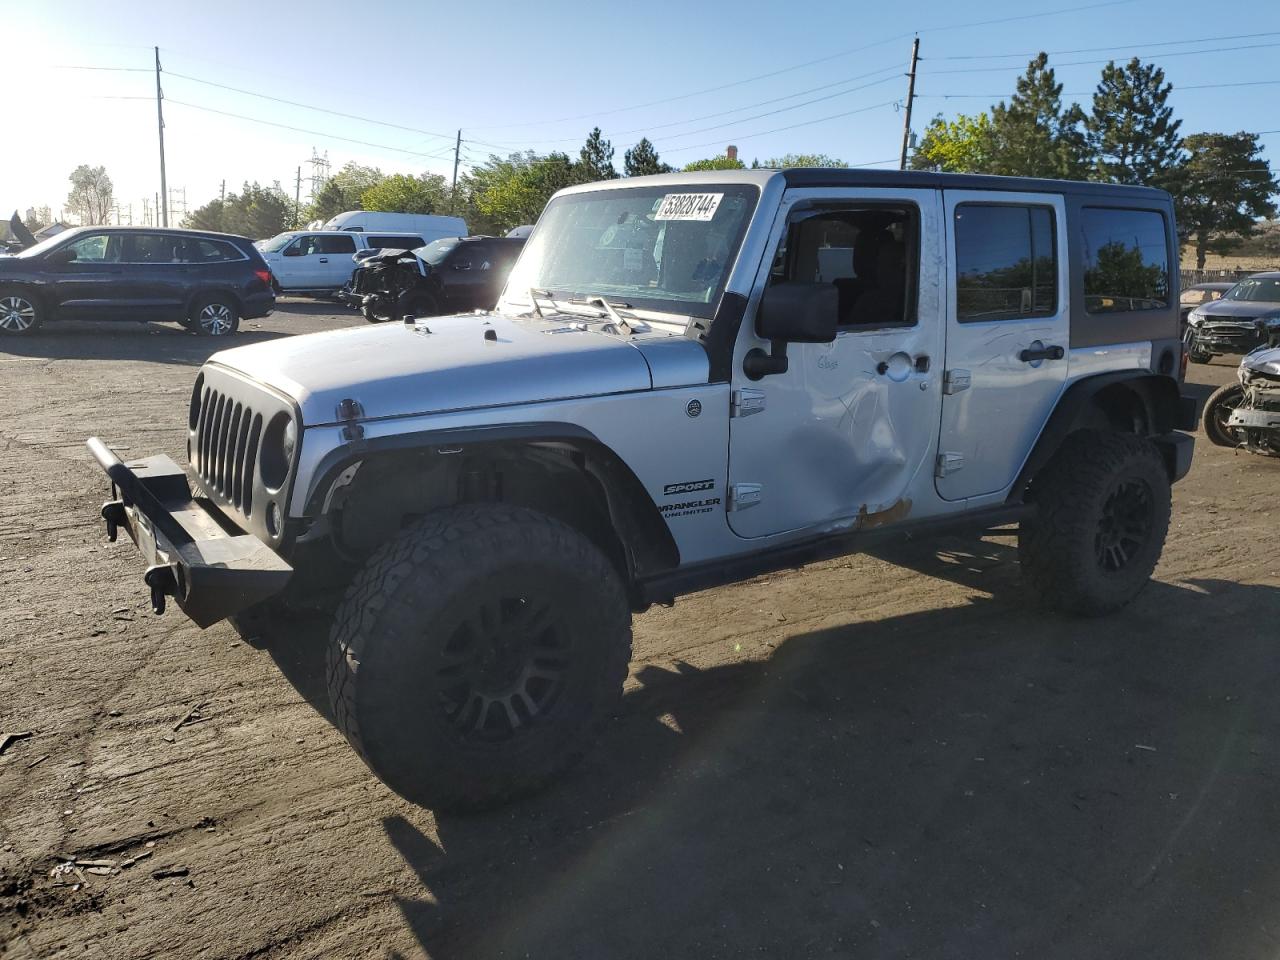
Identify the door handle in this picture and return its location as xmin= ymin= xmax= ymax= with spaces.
xmin=1019 ymin=345 xmax=1065 ymax=363
xmin=319 ymin=257 xmax=329 ymax=263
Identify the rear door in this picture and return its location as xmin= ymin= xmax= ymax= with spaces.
xmin=314 ymin=234 xmax=357 ymax=289
xmin=120 ymin=233 xmax=186 ymax=319
xmin=443 ymin=241 xmax=492 ymax=311
xmin=936 ymin=190 xmax=1069 ymax=501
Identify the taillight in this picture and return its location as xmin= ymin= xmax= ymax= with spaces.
xmin=254 ymin=269 xmax=272 ymax=285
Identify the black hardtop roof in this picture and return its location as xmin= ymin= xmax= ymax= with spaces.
xmin=56 ymin=224 xmax=256 ymax=243
xmin=780 ymin=167 xmax=1172 ymax=201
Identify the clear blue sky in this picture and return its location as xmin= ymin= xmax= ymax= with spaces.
xmin=4 ymin=0 xmax=1277 ymax=221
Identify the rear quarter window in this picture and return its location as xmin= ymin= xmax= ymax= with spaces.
xmin=316 ymin=235 xmax=357 ymax=255
xmin=1081 ymin=207 xmax=1170 ymax=314
xmin=366 ymin=235 xmax=424 ymax=249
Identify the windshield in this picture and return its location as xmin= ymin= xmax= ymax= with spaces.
xmin=1225 ymin=277 xmax=1280 ymax=303
xmin=503 ymin=184 xmax=759 ymax=318
xmin=414 ymin=238 xmax=460 ymax=266
xmin=14 ymin=231 xmax=81 ymax=259
xmin=258 ymin=233 xmax=298 ymax=253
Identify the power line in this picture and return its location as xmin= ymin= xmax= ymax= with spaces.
xmin=657 ymin=99 xmax=901 ymax=156
xmin=916 ymin=78 xmax=1280 ymax=99
xmin=163 ymin=68 xmax=455 ymax=145
xmin=926 ymin=40 xmax=1280 ymax=75
xmin=468 ymin=0 xmax=1132 ymax=130
xmin=925 ymin=29 xmax=1280 ymax=60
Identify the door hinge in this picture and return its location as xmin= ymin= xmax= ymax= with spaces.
xmin=728 ymin=482 xmax=764 ymax=510
xmin=942 ymin=369 xmax=971 ymax=395
xmin=731 ymin=388 xmax=766 ymax=417
xmin=935 ymin=452 xmax=966 ymax=478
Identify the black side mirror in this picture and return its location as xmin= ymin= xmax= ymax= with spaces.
xmin=48 ymin=247 xmax=77 ymax=265
xmin=745 ymin=282 xmax=839 ymax=380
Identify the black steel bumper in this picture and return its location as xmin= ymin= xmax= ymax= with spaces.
xmin=87 ymin=437 xmax=292 ymax=628
xmin=1154 ymin=431 xmax=1195 ymax=483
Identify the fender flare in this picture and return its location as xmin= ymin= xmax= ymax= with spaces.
xmin=1011 ymin=371 xmax=1190 ymax=499
xmin=301 ymin=422 xmax=680 ymax=579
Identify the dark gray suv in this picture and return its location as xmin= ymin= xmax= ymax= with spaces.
xmin=0 ymin=226 xmax=275 ymax=337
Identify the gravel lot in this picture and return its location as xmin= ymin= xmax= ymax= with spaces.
xmin=2 ymin=303 xmax=1279 ymax=960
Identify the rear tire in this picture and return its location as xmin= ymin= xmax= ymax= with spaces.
xmin=326 ymin=504 xmax=632 ymax=811
xmin=1203 ymin=383 xmax=1245 ymax=448
xmin=0 ymin=288 xmax=42 ymax=334
xmin=1019 ymin=430 xmax=1171 ymax=617
xmin=190 ymin=295 xmax=240 ymax=336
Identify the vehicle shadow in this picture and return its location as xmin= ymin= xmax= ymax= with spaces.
xmin=264 ymin=569 xmax=1280 ymax=959
xmin=0 ymin=321 xmax=288 ymax=366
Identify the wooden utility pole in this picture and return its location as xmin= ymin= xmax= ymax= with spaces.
xmin=294 ymin=166 xmax=302 ymax=227
xmin=220 ymin=180 xmax=226 ymax=203
xmin=450 ymin=129 xmax=462 ymax=214
xmin=898 ymin=37 xmax=920 ymax=171
xmin=155 ymin=46 xmax=169 ymax=227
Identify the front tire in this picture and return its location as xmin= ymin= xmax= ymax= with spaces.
xmin=0 ymin=288 xmax=42 ymax=334
xmin=326 ymin=504 xmax=632 ymax=811
xmin=190 ymin=295 xmax=240 ymax=336
xmin=1203 ymin=383 xmax=1245 ymax=447
xmin=1019 ymin=431 xmax=1172 ymax=617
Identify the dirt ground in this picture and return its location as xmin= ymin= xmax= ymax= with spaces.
xmin=2 ymin=303 xmax=1278 ymax=960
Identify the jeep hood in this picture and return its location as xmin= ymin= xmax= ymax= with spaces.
xmin=206 ymin=312 xmax=704 ymax=425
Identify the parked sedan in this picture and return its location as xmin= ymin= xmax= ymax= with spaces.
xmin=0 ymin=227 xmax=274 ymax=336
xmin=1184 ymin=272 xmax=1280 ymax=363
xmin=1178 ymin=281 xmax=1234 ymax=325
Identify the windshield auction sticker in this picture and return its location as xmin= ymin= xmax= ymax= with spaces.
xmin=654 ymin=193 xmax=724 ymax=221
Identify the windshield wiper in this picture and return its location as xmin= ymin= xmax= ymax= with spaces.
xmin=568 ymin=296 xmax=647 ymax=336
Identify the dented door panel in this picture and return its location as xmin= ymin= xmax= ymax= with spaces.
xmin=726 ymin=187 xmax=946 ymax=540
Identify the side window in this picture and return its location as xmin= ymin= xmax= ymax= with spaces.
xmin=126 ymin=234 xmax=181 ymax=263
xmin=954 ymin=204 xmax=1058 ymax=322
xmin=66 ymin=233 xmax=119 ymax=263
xmin=179 ymin=238 xmax=237 ymax=262
xmin=366 ymin=235 xmax=423 ymax=250
xmin=316 ymin=234 xmax=357 ymax=255
xmin=283 ymin=236 xmax=311 ymax=257
xmin=452 ymin=244 xmax=489 ymax=270
xmin=1081 ymin=207 xmax=1170 ymax=313
xmin=768 ymin=205 xmax=918 ymax=328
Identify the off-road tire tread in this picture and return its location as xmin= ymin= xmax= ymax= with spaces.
xmin=326 ymin=504 xmax=631 ymax=811
xmin=1019 ymin=430 xmax=1171 ymax=617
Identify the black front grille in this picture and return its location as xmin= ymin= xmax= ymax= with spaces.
xmin=191 ymin=385 xmax=262 ymax=515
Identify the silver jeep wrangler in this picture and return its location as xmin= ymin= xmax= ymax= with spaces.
xmin=90 ymin=169 xmax=1197 ymax=810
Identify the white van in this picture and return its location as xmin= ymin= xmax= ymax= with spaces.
xmin=321 ymin=211 xmax=467 ymax=240
xmin=256 ymin=229 xmax=433 ymax=294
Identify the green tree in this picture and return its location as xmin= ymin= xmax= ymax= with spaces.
xmin=307 ymin=162 xmax=385 ymax=222
xmin=185 ymin=182 xmax=293 ymax=239
xmin=1086 ymin=58 xmax=1182 ymax=186
xmin=761 ymin=153 xmax=848 ymax=168
xmin=66 ymin=164 xmax=114 ymax=224
xmin=910 ymin=113 xmax=996 ymax=172
xmin=360 ymin=173 xmax=449 ymax=214
xmin=623 ymin=138 xmax=672 ymax=176
xmin=1177 ymin=132 xmax=1279 ymax=268
xmin=464 ymin=151 xmax=583 ymax=234
xmin=682 ymin=156 xmax=746 ymax=172
xmin=989 ymin=53 xmax=1089 ymax=179
xmin=578 ymin=127 xmax=618 ymax=181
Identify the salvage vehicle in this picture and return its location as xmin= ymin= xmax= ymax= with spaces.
xmin=88 ymin=169 xmax=1198 ymax=810
xmin=340 ymin=236 xmax=525 ymax=322
xmin=256 ymin=230 xmax=428 ymax=296
xmin=1184 ymin=273 xmax=1280 ymax=363
xmin=1201 ymin=345 xmax=1280 ymax=455
xmin=1179 ymin=281 xmax=1233 ymax=326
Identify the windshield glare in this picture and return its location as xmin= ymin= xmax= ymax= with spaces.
xmin=414 ymin=238 xmax=460 ymax=266
xmin=503 ymin=184 xmax=759 ymax=318
xmin=1225 ymin=277 xmax=1280 ymax=303
xmin=258 ymin=233 xmax=297 ymax=253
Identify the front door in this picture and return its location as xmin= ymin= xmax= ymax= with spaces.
xmin=274 ymin=235 xmax=324 ymax=289
xmin=935 ymin=191 xmax=1070 ymax=501
xmin=50 ymin=232 xmax=125 ymax=320
xmin=726 ymin=187 xmax=945 ymax=539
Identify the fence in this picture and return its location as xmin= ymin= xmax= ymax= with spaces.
xmin=1179 ymin=267 xmax=1261 ymax=288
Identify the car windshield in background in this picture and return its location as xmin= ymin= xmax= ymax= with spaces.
xmin=13 ymin=232 xmax=79 ymax=259
xmin=258 ymin=233 xmax=296 ymax=253
xmin=414 ymin=238 xmax=460 ymax=266
xmin=504 ymin=184 xmax=759 ymax=318
xmin=1225 ymin=277 xmax=1280 ymax=302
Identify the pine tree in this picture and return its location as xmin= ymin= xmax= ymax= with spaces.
xmin=1177 ymin=132 xmax=1279 ymax=268
xmin=989 ymin=53 xmax=1089 ymax=180
xmin=623 ymin=138 xmax=671 ymax=177
xmin=578 ymin=128 xmax=618 ymax=181
xmin=1087 ymin=58 xmax=1182 ymax=186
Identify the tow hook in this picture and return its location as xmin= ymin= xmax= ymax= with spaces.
xmin=100 ymin=500 xmax=127 ymax=543
xmin=143 ymin=565 xmax=177 ymax=616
